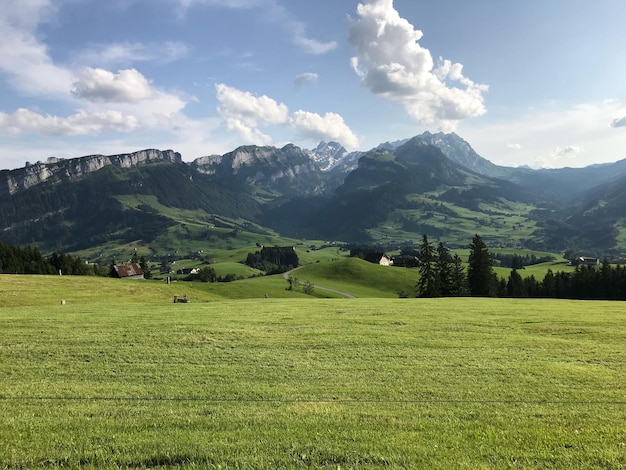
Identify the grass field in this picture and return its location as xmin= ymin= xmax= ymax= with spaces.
xmin=1 ymin=275 xmax=625 ymax=468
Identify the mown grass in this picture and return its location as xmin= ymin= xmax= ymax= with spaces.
xmin=1 ymin=275 xmax=625 ymax=468
xmin=293 ymin=258 xmax=417 ymax=298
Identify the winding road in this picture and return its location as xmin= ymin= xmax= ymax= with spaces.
xmin=283 ymin=266 xmax=356 ymax=299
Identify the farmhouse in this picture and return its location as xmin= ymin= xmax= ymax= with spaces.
xmin=364 ymin=253 xmax=394 ymax=266
xmin=176 ymin=268 xmax=199 ymax=275
xmin=112 ymin=263 xmax=144 ymax=279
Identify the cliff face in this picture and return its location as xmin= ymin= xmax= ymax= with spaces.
xmin=0 ymin=149 xmax=181 ymax=197
xmin=192 ymin=144 xmax=319 ymax=182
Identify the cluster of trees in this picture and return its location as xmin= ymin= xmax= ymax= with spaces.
xmin=492 ymin=252 xmax=554 ymax=269
xmin=416 ymin=234 xmax=496 ymax=297
xmin=417 ymin=234 xmax=626 ymax=300
xmin=501 ymin=262 xmax=626 ymax=300
xmin=0 ymin=241 xmax=103 ymax=275
xmin=246 ymin=246 xmax=299 ymax=274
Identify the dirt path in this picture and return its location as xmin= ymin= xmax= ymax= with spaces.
xmin=283 ymin=266 xmax=356 ymax=299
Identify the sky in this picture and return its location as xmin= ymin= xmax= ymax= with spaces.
xmin=1 ymin=0 xmax=626 ymax=171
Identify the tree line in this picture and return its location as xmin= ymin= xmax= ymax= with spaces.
xmin=500 ymin=262 xmax=626 ymax=300
xmin=417 ymin=234 xmax=626 ymax=300
xmin=0 ymin=241 xmax=104 ymax=275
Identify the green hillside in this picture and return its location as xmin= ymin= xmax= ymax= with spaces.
xmin=294 ymin=258 xmax=417 ymax=298
xmin=1 ymin=280 xmax=625 ymax=468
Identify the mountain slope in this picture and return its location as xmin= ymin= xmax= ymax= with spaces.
xmin=265 ymin=139 xmax=540 ymax=245
xmin=3 ymin=134 xmax=626 ymax=255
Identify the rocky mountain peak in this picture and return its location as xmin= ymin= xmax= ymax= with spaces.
xmin=308 ymin=141 xmax=348 ymax=171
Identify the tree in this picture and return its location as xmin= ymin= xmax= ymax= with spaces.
xmin=507 ymin=269 xmax=527 ymax=297
xmin=416 ymin=234 xmax=440 ymax=297
xmin=511 ymin=254 xmax=525 ymax=270
xmin=467 ymin=234 xmax=496 ymax=297
xmin=191 ymin=266 xmax=217 ymax=283
xmin=139 ymin=255 xmax=151 ymax=279
xmin=449 ymin=254 xmax=469 ymax=296
xmin=435 ymin=242 xmax=454 ymax=296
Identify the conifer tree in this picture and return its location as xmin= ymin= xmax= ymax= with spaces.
xmin=139 ymin=255 xmax=151 ymax=279
xmin=450 ymin=254 xmax=469 ymax=296
xmin=435 ymin=242 xmax=454 ymax=296
xmin=416 ymin=234 xmax=440 ymax=297
xmin=507 ymin=268 xmax=527 ymax=297
xmin=467 ymin=234 xmax=496 ymax=297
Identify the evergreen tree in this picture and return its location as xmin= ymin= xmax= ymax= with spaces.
xmin=507 ymin=269 xmax=527 ymax=297
xmin=467 ymin=234 xmax=496 ymax=297
xmin=139 ymin=255 xmax=151 ymax=279
xmin=449 ymin=254 xmax=469 ymax=296
xmin=523 ymin=275 xmax=541 ymax=297
xmin=542 ymin=269 xmax=556 ymax=297
xmin=108 ymin=260 xmax=118 ymax=278
xmin=511 ymin=254 xmax=525 ymax=269
xmin=435 ymin=242 xmax=454 ymax=296
xmin=416 ymin=234 xmax=440 ymax=297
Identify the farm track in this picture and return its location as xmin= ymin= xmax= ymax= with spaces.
xmin=283 ymin=266 xmax=356 ymax=298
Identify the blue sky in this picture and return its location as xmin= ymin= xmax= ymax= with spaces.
xmin=1 ymin=0 xmax=626 ymax=170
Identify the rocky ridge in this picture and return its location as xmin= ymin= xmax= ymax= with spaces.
xmin=0 ymin=149 xmax=181 ymax=197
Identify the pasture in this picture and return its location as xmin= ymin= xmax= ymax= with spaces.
xmin=1 ymin=275 xmax=625 ymax=468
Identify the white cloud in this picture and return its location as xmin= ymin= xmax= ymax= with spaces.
xmin=507 ymin=143 xmax=522 ymax=150
xmin=461 ymin=100 xmax=626 ymax=169
xmin=215 ymin=83 xmax=358 ymax=148
xmin=0 ymin=1 xmax=74 ymax=97
xmin=215 ymin=83 xmax=289 ymax=145
xmin=611 ymin=116 xmax=626 ymax=128
xmin=294 ymin=72 xmax=318 ymax=89
xmin=288 ymin=22 xmax=337 ymax=55
xmin=216 ymin=83 xmax=289 ymax=127
xmin=72 ymin=68 xmax=157 ymax=103
xmin=290 ymin=111 xmax=359 ymax=149
xmin=74 ymin=41 xmax=189 ymax=67
xmin=0 ymin=108 xmax=138 ymax=136
xmin=348 ymin=0 xmax=487 ymax=131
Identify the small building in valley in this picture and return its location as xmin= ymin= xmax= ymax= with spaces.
xmin=176 ymin=267 xmax=199 ymax=275
xmin=567 ymin=257 xmax=600 ymax=267
xmin=113 ymin=263 xmax=145 ymax=279
xmin=364 ymin=253 xmax=394 ymax=266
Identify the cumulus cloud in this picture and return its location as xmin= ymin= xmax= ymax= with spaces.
xmin=290 ymin=111 xmax=359 ymax=148
xmin=507 ymin=143 xmax=522 ymax=150
xmin=0 ymin=0 xmax=74 ymax=96
xmin=69 ymin=67 xmax=188 ymax=130
xmin=72 ymin=68 xmax=158 ymax=103
xmin=216 ymin=83 xmax=289 ymax=127
xmin=611 ymin=116 xmax=626 ymax=128
xmin=294 ymin=72 xmax=318 ymax=89
xmin=0 ymin=108 xmax=139 ymax=136
xmin=348 ymin=0 xmax=487 ymax=131
xmin=215 ymin=83 xmax=288 ymax=145
xmin=215 ymin=83 xmax=358 ymax=148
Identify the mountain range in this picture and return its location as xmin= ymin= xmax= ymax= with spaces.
xmin=2 ymin=132 xmax=626 ymax=257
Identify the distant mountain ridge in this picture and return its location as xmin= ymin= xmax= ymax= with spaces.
xmin=0 ymin=149 xmax=181 ymax=197
xmin=2 ymin=133 xmax=626 ymax=255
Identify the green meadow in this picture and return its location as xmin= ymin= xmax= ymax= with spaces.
xmin=1 ymin=274 xmax=626 ymax=468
